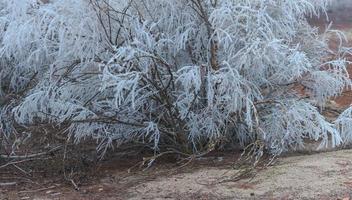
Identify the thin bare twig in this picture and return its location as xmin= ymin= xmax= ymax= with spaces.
xmin=0 ymin=158 xmax=43 ymax=169
xmin=0 ymin=146 xmax=62 ymax=159
xmin=0 ymin=182 xmax=17 ymax=186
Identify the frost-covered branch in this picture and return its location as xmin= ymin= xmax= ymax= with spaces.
xmin=1 ymin=0 xmax=352 ymax=159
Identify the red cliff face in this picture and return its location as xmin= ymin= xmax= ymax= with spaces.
xmin=309 ymin=0 xmax=352 ymax=30
xmin=327 ymin=0 xmax=352 ymax=29
xmin=308 ymin=1 xmax=352 ymax=107
xmin=329 ymin=1 xmax=352 ymax=107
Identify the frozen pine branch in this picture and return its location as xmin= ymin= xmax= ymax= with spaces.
xmin=1 ymin=0 xmax=352 ymax=160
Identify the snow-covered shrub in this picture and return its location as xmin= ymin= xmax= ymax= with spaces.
xmin=1 ymin=0 xmax=352 ymax=158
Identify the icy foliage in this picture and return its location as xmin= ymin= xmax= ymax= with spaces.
xmin=336 ymin=107 xmax=352 ymax=145
xmin=1 ymin=0 xmax=352 ymax=156
xmin=262 ymin=101 xmax=341 ymax=154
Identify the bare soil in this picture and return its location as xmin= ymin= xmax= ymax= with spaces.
xmin=127 ymin=150 xmax=352 ymax=200
xmin=2 ymin=150 xmax=352 ymax=200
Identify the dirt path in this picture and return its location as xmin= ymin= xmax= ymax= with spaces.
xmin=126 ymin=150 xmax=352 ymax=200
xmin=2 ymin=150 xmax=352 ymax=200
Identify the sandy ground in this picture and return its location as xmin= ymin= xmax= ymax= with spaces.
xmin=126 ymin=150 xmax=352 ymax=200
xmin=2 ymin=150 xmax=352 ymax=200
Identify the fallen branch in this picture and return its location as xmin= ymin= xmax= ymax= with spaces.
xmin=18 ymin=185 xmax=57 ymax=193
xmin=0 ymin=158 xmax=45 ymax=169
xmin=0 ymin=146 xmax=62 ymax=159
xmin=0 ymin=182 xmax=17 ymax=186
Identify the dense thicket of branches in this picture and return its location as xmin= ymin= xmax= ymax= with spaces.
xmin=1 ymin=0 xmax=352 ymax=160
